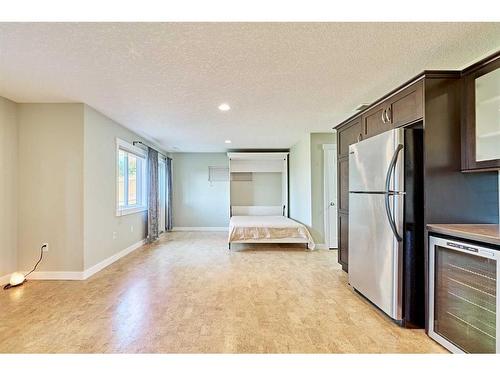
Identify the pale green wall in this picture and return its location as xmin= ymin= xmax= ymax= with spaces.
xmin=0 ymin=97 xmax=18 ymax=278
xmin=83 ymin=105 xmax=163 ymax=269
xmin=289 ymin=133 xmax=312 ymax=227
xmin=230 ymin=172 xmax=282 ymax=206
xmin=310 ymin=133 xmax=336 ymax=243
xmin=17 ymin=103 xmax=85 ymax=272
xmin=289 ymin=132 xmax=336 ymax=244
xmin=4 ymin=101 xmax=166 ymax=273
xmin=172 ymin=153 xmax=229 ymax=227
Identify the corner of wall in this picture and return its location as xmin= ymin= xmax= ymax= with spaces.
xmin=0 ymin=96 xmax=19 ymax=278
xmin=289 ymin=133 xmax=312 ymax=227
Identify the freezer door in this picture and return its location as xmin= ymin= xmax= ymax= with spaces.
xmin=349 ymin=129 xmax=403 ymax=193
xmin=348 ymin=192 xmax=404 ymax=320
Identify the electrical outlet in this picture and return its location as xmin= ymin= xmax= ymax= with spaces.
xmin=42 ymin=243 xmax=49 ymax=252
xmin=112 ymin=231 xmax=117 ymax=240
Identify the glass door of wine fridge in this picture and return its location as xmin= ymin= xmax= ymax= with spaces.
xmin=429 ymin=236 xmax=499 ymax=353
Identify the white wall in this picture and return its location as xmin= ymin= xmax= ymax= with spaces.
xmin=230 ymin=172 xmax=282 ymax=206
xmin=289 ymin=133 xmax=312 ymax=227
xmin=0 ymin=97 xmax=18 ymax=278
xmin=83 ymin=105 xmax=157 ymax=269
xmin=17 ymin=103 xmax=85 ymax=272
xmin=172 ymin=153 xmax=229 ymax=228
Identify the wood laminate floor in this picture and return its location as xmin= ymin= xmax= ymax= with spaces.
xmin=0 ymin=232 xmax=447 ymax=353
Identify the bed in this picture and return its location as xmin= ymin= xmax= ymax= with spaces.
xmin=227 ymin=153 xmax=314 ymax=250
xmin=228 ymin=207 xmax=315 ymax=250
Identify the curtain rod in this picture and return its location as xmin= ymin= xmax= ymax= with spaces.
xmin=132 ymin=141 xmax=170 ymax=159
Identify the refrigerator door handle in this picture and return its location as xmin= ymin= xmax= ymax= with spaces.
xmin=384 ymin=144 xmax=404 ymax=242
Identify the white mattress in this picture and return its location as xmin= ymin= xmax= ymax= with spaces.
xmin=228 ymin=215 xmax=315 ymax=250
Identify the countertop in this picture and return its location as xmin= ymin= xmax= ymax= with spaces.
xmin=427 ymin=224 xmax=500 ymax=246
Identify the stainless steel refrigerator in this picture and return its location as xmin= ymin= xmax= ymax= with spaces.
xmin=348 ymin=126 xmax=424 ymax=327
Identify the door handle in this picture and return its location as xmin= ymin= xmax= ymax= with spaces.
xmin=330 ymin=202 xmax=335 ymax=207
xmin=384 ymin=144 xmax=403 ymax=242
xmin=385 ymin=193 xmax=402 ymax=242
xmin=386 ymin=107 xmax=392 ymax=123
xmin=381 ymin=109 xmax=386 ymax=124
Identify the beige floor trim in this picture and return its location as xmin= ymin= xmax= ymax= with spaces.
xmin=13 ymin=238 xmax=148 ymax=281
xmin=26 ymin=271 xmax=84 ymax=281
xmin=172 ymin=227 xmax=228 ymax=231
xmin=82 ymin=238 xmax=146 ymax=279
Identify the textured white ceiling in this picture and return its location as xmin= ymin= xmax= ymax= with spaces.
xmin=1 ymin=23 xmax=499 ymax=152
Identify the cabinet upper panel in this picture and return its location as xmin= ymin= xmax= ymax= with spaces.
xmin=361 ymin=80 xmax=423 ymax=139
xmin=338 ymin=118 xmax=361 ymax=157
xmin=390 ymin=80 xmax=423 ymax=127
xmin=475 ymin=68 xmax=500 ymax=163
xmin=462 ymin=53 xmax=500 ymax=172
xmin=362 ymin=104 xmax=392 ymax=138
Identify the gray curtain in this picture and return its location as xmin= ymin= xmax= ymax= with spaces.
xmin=147 ymin=148 xmax=160 ymax=243
xmin=166 ymin=157 xmax=173 ymax=231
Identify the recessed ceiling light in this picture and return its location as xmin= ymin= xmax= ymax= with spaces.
xmin=225 ymin=140 xmax=232 ymax=144
xmin=218 ymin=103 xmax=231 ymax=112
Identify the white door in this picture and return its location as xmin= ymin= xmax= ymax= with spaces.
xmin=323 ymin=145 xmax=338 ymax=248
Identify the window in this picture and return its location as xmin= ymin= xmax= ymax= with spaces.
xmin=116 ymin=139 xmax=147 ymax=216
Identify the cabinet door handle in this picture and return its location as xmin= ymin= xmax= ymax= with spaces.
xmin=386 ymin=107 xmax=392 ymax=123
xmin=381 ymin=109 xmax=386 ymax=124
xmin=357 ymin=133 xmax=362 ymax=142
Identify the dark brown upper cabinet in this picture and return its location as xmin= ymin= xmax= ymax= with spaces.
xmin=362 ymin=103 xmax=391 ymax=138
xmin=462 ymin=52 xmax=500 ymax=172
xmin=389 ymin=80 xmax=423 ymax=128
xmin=362 ymin=80 xmax=423 ymax=138
xmin=338 ymin=117 xmax=362 ymax=157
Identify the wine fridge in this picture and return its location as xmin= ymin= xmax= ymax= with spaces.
xmin=429 ymin=235 xmax=499 ymax=353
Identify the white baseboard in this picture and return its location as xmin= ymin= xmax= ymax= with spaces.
xmin=82 ymin=238 xmax=146 ymax=279
xmin=8 ymin=238 xmax=147 ymax=282
xmin=172 ymin=227 xmax=228 ymax=232
xmin=0 ymin=273 xmax=12 ymax=285
xmin=26 ymin=271 xmax=84 ymax=281
xmin=2 ymin=270 xmax=85 ymax=282
xmin=314 ymin=243 xmax=329 ymax=250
